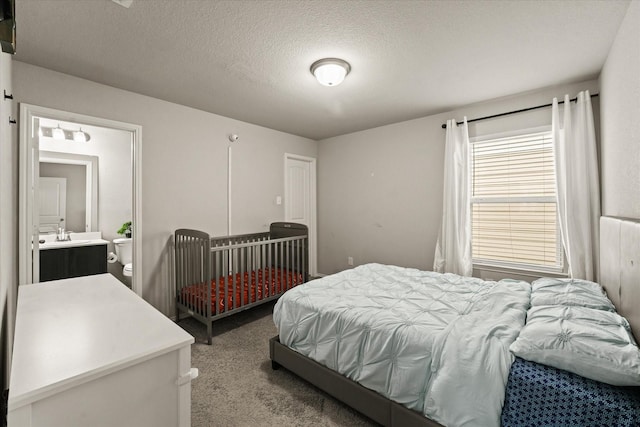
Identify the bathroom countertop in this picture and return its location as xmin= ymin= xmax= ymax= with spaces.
xmin=38 ymin=231 xmax=107 ymax=250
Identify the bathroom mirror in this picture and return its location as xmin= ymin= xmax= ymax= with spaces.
xmin=39 ymin=151 xmax=98 ymax=233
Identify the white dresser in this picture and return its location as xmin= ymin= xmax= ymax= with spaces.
xmin=8 ymin=274 xmax=196 ymax=427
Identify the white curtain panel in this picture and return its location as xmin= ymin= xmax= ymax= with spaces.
xmin=552 ymin=91 xmax=600 ymax=281
xmin=433 ymin=118 xmax=472 ymax=276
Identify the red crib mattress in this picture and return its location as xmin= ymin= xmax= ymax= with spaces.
xmin=179 ymin=268 xmax=303 ymax=315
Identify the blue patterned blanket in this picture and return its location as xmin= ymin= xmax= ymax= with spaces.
xmin=502 ymin=357 xmax=640 ymax=427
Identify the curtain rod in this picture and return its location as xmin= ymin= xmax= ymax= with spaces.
xmin=440 ymin=93 xmax=599 ymax=129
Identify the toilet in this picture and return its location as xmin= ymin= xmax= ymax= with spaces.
xmin=113 ymin=237 xmax=133 ymax=277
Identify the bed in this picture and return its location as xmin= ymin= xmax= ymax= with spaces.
xmin=175 ymin=222 xmax=308 ymax=344
xmin=270 ymin=216 xmax=640 ymax=426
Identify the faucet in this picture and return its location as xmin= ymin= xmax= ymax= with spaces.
xmin=55 ymin=227 xmax=71 ymax=242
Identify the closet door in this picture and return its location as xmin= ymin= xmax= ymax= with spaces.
xmin=284 ymin=154 xmax=317 ymax=276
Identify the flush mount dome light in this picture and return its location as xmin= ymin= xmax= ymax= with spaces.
xmin=310 ymin=58 xmax=351 ymax=87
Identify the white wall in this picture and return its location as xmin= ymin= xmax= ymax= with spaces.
xmin=599 ymin=0 xmax=640 ymax=219
xmin=13 ymin=61 xmax=317 ymax=315
xmin=317 ymin=80 xmax=599 ymax=275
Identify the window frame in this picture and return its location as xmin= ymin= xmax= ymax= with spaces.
xmin=469 ymin=126 xmax=566 ymax=275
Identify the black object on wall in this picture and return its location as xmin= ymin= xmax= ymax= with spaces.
xmin=0 ymin=0 xmax=15 ymax=54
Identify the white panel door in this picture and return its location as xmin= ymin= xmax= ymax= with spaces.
xmin=39 ymin=177 xmax=66 ymax=233
xmin=286 ymin=159 xmax=310 ymax=223
xmin=285 ymin=154 xmax=317 ymax=276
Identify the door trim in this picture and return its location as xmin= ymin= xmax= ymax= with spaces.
xmin=284 ymin=153 xmax=317 ymax=276
xmin=19 ymin=103 xmax=143 ymax=296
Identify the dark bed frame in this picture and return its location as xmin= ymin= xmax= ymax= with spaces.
xmin=270 ymin=336 xmax=442 ymax=427
xmin=269 ymin=216 xmax=640 ymax=427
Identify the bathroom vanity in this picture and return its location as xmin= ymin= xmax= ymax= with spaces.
xmin=8 ymin=274 xmax=197 ymax=427
xmin=38 ymin=234 xmax=108 ymax=282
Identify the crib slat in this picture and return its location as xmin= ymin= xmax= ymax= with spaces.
xmin=196 ymin=239 xmax=203 ymax=317
xmin=286 ymin=240 xmax=290 ymax=290
xmin=259 ymin=242 xmax=264 ymax=300
xmin=251 ymin=242 xmax=256 ymax=302
xmin=267 ymin=239 xmax=273 ymax=297
xmin=240 ymin=246 xmax=246 ymax=309
xmin=296 ymin=238 xmax=301 ymax=284
xmin=233 ymin=247 xmax=238 ymax=309
xmin=235 ymin=246 xmax=239 ymax=310
xmin=279 ymin=241 xmax=284 ymax=293
xmin=251 ymin=243 xmax=256 ymax=302
xmin=299 ymin=237 xmax=303 ymax=283
xmin=221 ymin=250 xmax=225 ymax=316
xmin=288 ymin=238 xmax=291 ymax=287
xmin=226 ymin=248 xmax=231 ymax=313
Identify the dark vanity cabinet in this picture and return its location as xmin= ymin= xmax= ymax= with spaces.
xmin=40 ymin=244 xmax=108 ymax=282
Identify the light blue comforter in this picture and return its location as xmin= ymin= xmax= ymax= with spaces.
xmin=274 ymin=263 xmax=531 ymax=427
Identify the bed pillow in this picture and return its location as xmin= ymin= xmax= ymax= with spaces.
xmin=530 ymin=277 xmax=615 ymax=311
xmin=510 ymin=305 xmax=640 ymax=386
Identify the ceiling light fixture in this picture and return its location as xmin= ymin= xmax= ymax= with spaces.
xmin=51 ymin=125 xmax=65 ymax=140
xmin=40 ymin=125 xmax=91 ymax=142
xmin=111 ymin=0 xmax=134 ymax=8
xmin=73 ymin=127 xmax=88 ymax=143
xmin=310 ymin=58 xmax=351 ymax=87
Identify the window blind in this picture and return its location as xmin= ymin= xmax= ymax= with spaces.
xmin=471 ymin=131 xmax=561 ymax=269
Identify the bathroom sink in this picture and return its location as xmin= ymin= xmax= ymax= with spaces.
xmin=40 ymin=240 xmax=91 ymax=249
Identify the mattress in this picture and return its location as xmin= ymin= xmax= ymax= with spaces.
xmin=273 ymin=263 xmax=531 ymax=427
xmin=502 ymin=357 xmax=640 ymax=427
xmin=180 ymin=268 xmax=303 ymax=314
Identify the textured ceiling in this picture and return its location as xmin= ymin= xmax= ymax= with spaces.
xmin=15 ymin=0 xmax=630 ymax=140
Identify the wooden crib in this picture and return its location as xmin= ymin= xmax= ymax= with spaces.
xmin=174 ymin=222 xmax=308 ymax=344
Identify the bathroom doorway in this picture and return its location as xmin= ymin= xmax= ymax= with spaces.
xmin=19 ymin=104 xmax=143 ymax=295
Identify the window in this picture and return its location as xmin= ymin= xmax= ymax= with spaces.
xmin=470 ymin=129 xmax=562 ymax=272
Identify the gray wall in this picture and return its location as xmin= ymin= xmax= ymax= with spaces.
xmin=39 ymin=162 xmax=86 ymax=233
xmin=13 ymin=61 xmax=318 ymax=316
xmin=317 ymin=79 xmax=599 ymax=276
xmin=600 ymin=0 xmax=640 ymax=219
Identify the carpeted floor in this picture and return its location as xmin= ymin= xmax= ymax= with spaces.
xmin=177 ymin=302 xmax=378 ymax=427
